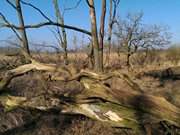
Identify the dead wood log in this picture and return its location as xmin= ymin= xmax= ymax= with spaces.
xmin=0 ymin=62 xmax=180 ymax=134
xmin=0 ymin=84 xmax=179 ymax=133
xmin=0 ymin=60 xmax=141 ymax=92
xmin=0 ymin=60 xmax=72 ymax=91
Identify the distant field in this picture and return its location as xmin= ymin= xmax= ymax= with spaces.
xmin=1 ymin=50 xmax=180 ymax=70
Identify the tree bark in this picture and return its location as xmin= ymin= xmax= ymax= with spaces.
xmin=107 ymin=0 xmax=113 ymax=65
xmin=99 ymin=0 xmax=106 ymax=71
xmin=106 ymin=0 xmax=120 ymax=66
xmin=127 ymin=46 xmax=131 ymax=67
xmin=16 ymin=0 xmax=31 ymax=60
xmin=53 ymin=0 xmax=68 ymax=65
xmin=87 ymin=0 xmax=102 ymax=72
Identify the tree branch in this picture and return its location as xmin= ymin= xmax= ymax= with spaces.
xmin=20 ymin=0 xmax=52 ymax=22
xmin=3 ymin=21 xmax=92 ymax=36
xmin=0 ymin=12 xmax=22 ymax=41
xmin=6 ymin=0 xmax=17 ymax=10
xmin=64 ymin=0 xmax=82 ymax=11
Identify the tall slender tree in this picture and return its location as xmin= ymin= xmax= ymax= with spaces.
xmin=99 ymin=0 xmax=106 ymax=71
xmin=86 ymin=0 xmax=106 ymax=72
xmin=53 ymin=0 xmax=68 ymax=65
xmin=86 ymin=0 xmax=101 ymax=72
xmin=107 ymin=0 xmax=120 ymax=65
xmin=15 ymin=0 xmax=31 ymax=60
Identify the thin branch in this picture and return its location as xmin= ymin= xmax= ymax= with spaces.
xmin=0 ymin=12 xmax=22 ymax=41
xmin=64 ymin=0 xmax=82 ymax=11
xmin=6 ymin=0 xmax=17 ymax=10
xmin=20 ymin=0 xmax=52 ymax=22
xmin=112 ymin=0 xmax=120 ymax=24
xmin=3 ymin=0 xmax=92 ymax=37
xmin=48 ymin=27 xmax=63 ymax=47
xmin=3 ymin=21 xmax=92 ymax=36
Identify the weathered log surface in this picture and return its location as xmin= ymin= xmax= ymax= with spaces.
xmin=0 ymin=61 xmax=180 ymax=134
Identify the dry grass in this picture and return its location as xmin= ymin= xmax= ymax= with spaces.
xmin=1 ymin=48 xmax=180 ymax=71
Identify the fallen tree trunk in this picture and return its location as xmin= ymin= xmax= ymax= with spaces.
xmin=0 ymin=61 xmax=180 ymax=134
xmin=0 ymin=60 xmax=71 ymax=91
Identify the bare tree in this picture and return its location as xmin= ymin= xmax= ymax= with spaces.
xmin=99 ymin=0 xmax=106 ymax=71
xmin=0 ymin=0 xmax=91 ymax=62
xmin=0 ymin=2 xmax=180 ymax=134
xmin=0 ymin=0 xmax=31 ymax=61
xmin=53 ymin=0 xmax=68 ymax=65
xmin=15 ymin=0 xmax=31 ymax=60
xmin=1 ymin=1 xmax=92 ymax=35
xmin=114 ymin=12 xmax=170 ymax=67
xmin=107 ymin=0 xmax=120 ymax=64
xmin=86 ymin=0 xmax=106 ymax=72
xmin=86 ymin=0 xmax=101 ymax=71
xmin=1 ymin=0 xmax=108 ymax=71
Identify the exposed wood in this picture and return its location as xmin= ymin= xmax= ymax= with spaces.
xmin=1 ymin=1 xmax=179 ymax=134
xmin=0 ymin=60 xmax=71 ymax=91
xmin=0 ymin=62 xmax=180 ymax=134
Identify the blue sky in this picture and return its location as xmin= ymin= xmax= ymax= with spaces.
xmin=0 ymin=0 xmax=180 ymax=49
